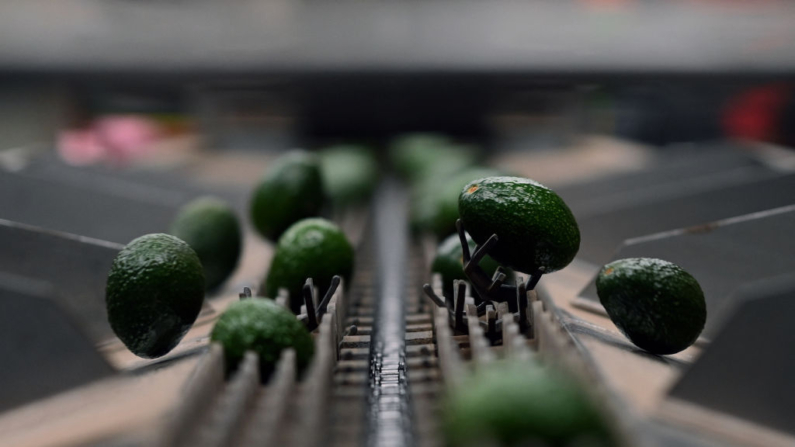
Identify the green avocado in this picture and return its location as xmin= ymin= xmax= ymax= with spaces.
xmin=106 ymin=234 xmax=205 ymax=359
xmin=170 ymin=197 xmax=242 ymax=291
xmin=390 ymin=133 xmax=477 ymax=184
xmin=432 ymin=233 xmax=512 ymax=300
xmin=408 ymin=160 xmax=484 ymax=234
xmin=443 ymin=360 xmax=612 ymax=446
xmin=263 ymin=218 xmax=354 ymax=314
xmin=458 ymin=176 xmax=580 ymax=274
xmin=429 ymin=167 xmax=504 ymax=239
xmin=250 ymin=151 xmax=324 ymax=241
xmin=319 ymin=145 xmax=379 ymax=207
xmin=389 ymin=133 xmax=451 ymax=180
xmin=596 ymin=258 xmax=706 ymax=355
xmin=210 ymin=298 xmax=315 ymax=378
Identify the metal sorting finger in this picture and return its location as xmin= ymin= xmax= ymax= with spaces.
xmin=238 ymin=350 xmax=296 ymax=447
xmin=434 ymin=305 xmax=465 ymax=389
xmin=296 ymin=316 xmax=336 ymax=447
xmin=151 ymin=344 xmax=226 ymax=447
xmin=197 ymin=351 xmax=261 ymax=447
xmin=466 ymin=303 xmax=495 ymax=367
xmin=303 ymin=280 xmax=319 ymax=330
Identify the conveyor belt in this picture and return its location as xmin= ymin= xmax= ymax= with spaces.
xmin=368 ymin=180 xmax=411 ymax=447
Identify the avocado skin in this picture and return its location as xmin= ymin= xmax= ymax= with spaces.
xmin=596 ymin=258 xmax=706 ymax=355
xmin=443 ymin=360 xmax=611 ymax=446
xmin=250 ymin=151 xmax=324 ymax=241
xmin=210 ymin=298 xmax=314 ymax=377
xmin=432 ymin=233 xmax=510 ymax=300
xmin=319 ymin=145 xmax=379 ymax=206
xmin=429 ymin=167 xmax=504 ymax=239
xmin=263 ymin=218 xmax=354 ymax=314
xmin=458 ymin=176 xmax=580 ymax=274
xmin=106 ymin=234 xmax=205 ymax=359
xmin=170 ymin=197 xmax=242 ymax=291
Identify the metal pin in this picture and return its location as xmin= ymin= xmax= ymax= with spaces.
xmin=470 ymin=234 xmax=498 ymax=265
xmin=315 ymin=275 xmax=341 ymax=320
xmin=303 ymin=280 xmax=318 ymax=331
xmin=487 ymin=272 xmax=507 ymax=293
xmin=517 ymin=279 xmax=528 ymax=333
xmin=456 ymin=219 xmax=471 ymax=263
xmin=454 ymin=280 xmax=466 ymax=331
xmin=422 ymin=284 xmax=446 ymax=309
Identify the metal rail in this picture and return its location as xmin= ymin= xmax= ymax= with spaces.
xmin=367 ymin=180 xmax=412 ymax=447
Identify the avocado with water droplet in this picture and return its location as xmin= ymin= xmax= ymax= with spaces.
xmin=250 ymin=151 xmax=324 ymax=241
xmin=458 ymin=176 xmax=580 ymax=274
xmin=170 ymin=197 xmax=242 ymax=291
xmin=263 ymin=218 xmax=354 ymax=313
xmin=596 ymin=257 xmax=706 ymax=355
xmin=106 ymin=233 xmax=205 ymax=359
xmin=211 ymin=298 xmax=314 ymax=377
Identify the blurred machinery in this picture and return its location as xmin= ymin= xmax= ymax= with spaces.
xmin=0 ymin=1 xmax=795 ymax=447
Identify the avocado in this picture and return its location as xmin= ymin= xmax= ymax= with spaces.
xmin=170 ymin=197 xmax=242 ymax=291
xmin=106 ymin=233 xmax=205 ymax=359
xmin=263 ymin=218 xmax=354 ymax=314
xmin=250 ymin=151 xmax=324 ymax=241
xmin=319 ymin=145 xmax=378 ymax=207
xmin=443 ymin=360 xmax=612 ymax=446
xmin=596 ymin=257 xmax=706 ymax=355
xmin=429 ymin=167 xmax=504 ymax=238
xmin=210 ymin=298 xmax=314 ymax=378
xmin=432 ymin=233 xmax=512 ymax=300
xmin=408 ymin=161 xmax=485 ymax=234
xmin=458 ymin=176 xmax=580 ymax=274
xmin=390 ymin=133 xmax=451 ymax=180
xmin=390 ymin=133 xmax=477 ymax=183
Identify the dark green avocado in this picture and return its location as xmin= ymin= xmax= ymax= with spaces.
xmin=210 ymin=298 xmax=315 ymax=378
xmin=458 ymin=176 xmax=580 ymax=274
xmin=250 ymin=151 xmax=324 ymax=241
xmin=596 ymin=257 xmax=706 ymax=355
xmin=263 ymin=218 xmax=354 ymax=314
xmin=432 ymin=233 xmax=511 ymax=300
xmin=106 ymin=233 xmax=205 ymax=359
xmin=170 ymin=196 xmax=242 ymax=291
xmin=443 ymin=360 xmax=612 ymax=446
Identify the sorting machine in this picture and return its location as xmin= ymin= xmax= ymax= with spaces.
xmin=1 ymin=2 xmax=795 ymax=446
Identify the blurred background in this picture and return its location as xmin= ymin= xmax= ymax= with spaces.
xmin=1 ymin=1 xmax=795 ymax=447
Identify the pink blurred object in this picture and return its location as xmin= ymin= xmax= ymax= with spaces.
xmin=57 ymin=128 xmax=104 ymax=166
xmin=57 ymin=115 xmax=163 ymax=166
xmin=95 ymin=115 xmax=162 ymax=164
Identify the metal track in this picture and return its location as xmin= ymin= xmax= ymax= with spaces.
xmin=147 ymin=189 xmax=444 ymax=447
xmin=367 ymin=180 xmax=411 ymax=447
